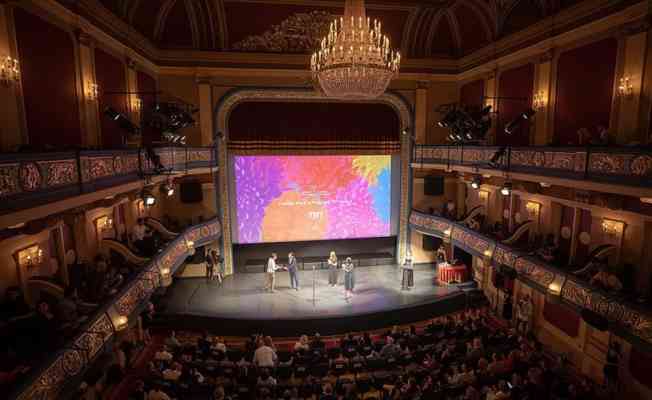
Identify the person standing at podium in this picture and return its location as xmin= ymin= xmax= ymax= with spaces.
xmin=327 ymin=251 xmax=338 ymax=287
xmin=264 ymin=253 xmax=279 ymax=293
xmin=288 ymin=252 xmax=299 ymax=290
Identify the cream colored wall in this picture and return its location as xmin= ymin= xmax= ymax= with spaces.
xmin=161 ymin=183 xmax=217 ymax=226
xmin=426 ymin=82 xmax=458 ymax=144
xmin=158 ymin=74 xmax=201 ymax=145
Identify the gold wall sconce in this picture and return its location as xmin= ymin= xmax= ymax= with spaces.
xmin=1 ymin=56 xmax=20 ymax=87
xmin=96 ymin=216 xmax=113 ymax=232
xmin=86 ymin=81 xmax=99 ymax=101
xmin=525 ymin=201 xmax=541 ymax=216
xmin=532 ymin=91 xmax=546 ymax=110
xmin=601 ymin=218 xmax=625 ymax=236
xmin=17 ymin=245 xmax=44 ymax=268
xmin=618 ymin=76 xmax=633 ymax=98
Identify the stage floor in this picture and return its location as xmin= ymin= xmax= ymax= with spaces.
xmin=160 ymin=264 xmax=460 ymax=321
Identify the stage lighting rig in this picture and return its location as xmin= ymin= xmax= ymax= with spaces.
xmin=500 ymin=182 xmax=512 ymax=196
xmin=438 ymin=104 xmax=492 ymax=144
xmin=505 ymin=108 xmax=536 ymax=135
xmin=160 ymin=182 xmax=175 ymax=197
xmin=103 ymin=107 xmax=140 ymax=136
xmin=488 ymin=146 xmax=507 ymax=168
xmin=140 ymin=187 xmax=156 ymax=207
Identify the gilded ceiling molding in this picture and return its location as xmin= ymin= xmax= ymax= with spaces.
xmin=153 ymin=0 xmax=177 ymax=42
xmin=400 ymin=8 xmax=420 ymax=57
xmin=215 ymin=88 xmax=412 ymax=141
xmin=215 ymin=0 xmax=228 ymax=50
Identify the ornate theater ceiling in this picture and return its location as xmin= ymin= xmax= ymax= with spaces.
xmin=56 ymin=0 xmax=631 ymax=72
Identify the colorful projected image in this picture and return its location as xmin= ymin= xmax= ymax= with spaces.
xmin=234 ymin=155 xmax=391 ymax=243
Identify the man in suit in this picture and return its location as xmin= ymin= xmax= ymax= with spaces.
xmin=288 ymin=252 xmax=299 ymax=290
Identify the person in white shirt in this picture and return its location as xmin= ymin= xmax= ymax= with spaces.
xmin=294 ymin=335 xmax=310 ymax=353
xmin=162 ymin=362 xmax=182 ymax=381
xmin=154 ymin=347 xmax=173 ymax=361
xmin=264 ymin=253 xmax=279 ymax=292
xmin=253 ymin=336 xmax=278 ymax=367
xmin=132 ymin=218 xmax=147 ymax=241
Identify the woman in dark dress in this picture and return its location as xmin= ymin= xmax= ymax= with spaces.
xmin=206 ymin=250 xmax=215 ymax=281
xmin=402 ymin=252 xmax=414 ymax=290
xmin=342 ymin=257 xmax=355 ymax=299
xmin=327 ymin=251 xmax=338 ymax=287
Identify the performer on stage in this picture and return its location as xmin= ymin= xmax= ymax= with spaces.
xmin=402 ymin=252 xmax=414 ymax=290
xmin=436 ymin=245 xmax=448 ymax=264
xmin=342 ymin=257 xmax=355 ymax=299
xmin=264 ymin=253 xmax=279 ymax=293
xmin=288 ymin=252 xmax=299 ymax=290
xmin=327 ymin=251 xmax=338 ymax=287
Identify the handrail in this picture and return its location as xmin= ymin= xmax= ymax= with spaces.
xmin=413 ymin=145 xmax=652 ymax=188
xmin=10 ymin=217 xmax=221 ymax=400
xmin=0 ymin=146 xmax=217 ymax=215
xmin=409 ymin=210 xmax=652 ymax=348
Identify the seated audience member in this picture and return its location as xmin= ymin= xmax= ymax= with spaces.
xmin=56 ymin=287 xmax=81 ymax=327
xmin=591 ymin=264 xmax=623 ymax=292
xmin=129 ymin=380 xmax=147 ymax=400
xmin=537 ymin=233 xmax=559 ymax=263
xmin=154 ymin=346 xmax=173 ymax=361
xmin=257 ymin=368 xmax=277 ymax=386
xmin=320 ymin=382 xmax=336 ymax=400
xmin=594 ymin=124 xmax=609 ymax=145
xmin=162 ymin=361 xmax=182 ymax=381
xmin=141 ymin=302 xmax=155 ymax=343
xmin=577 ymin=127 xmax=592 ymax=145
xmin=311 ymin=332 xmax=325 ymax=350
xmin=165 ymin=330 xmax=181 ymax=349
xmin=131 ymin=218 xmax=148 ymax=252
xmin=148 ymin=383 xmax=172 ymax=400
xmin=294 ymin=334 xmax=310 ymax=353
xmin=212 ymin=335 xmax=227 ymax=353
xmin=380 ymin=336 xmax=399 ymax=359
xmin=253 ymin=336 xmax=278 ymax=368
xmin=32 ymin=300 xmax=58 ymax=350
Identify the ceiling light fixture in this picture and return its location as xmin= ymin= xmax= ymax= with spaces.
xmin=471 ymin=176 xmax=482 ymax=190
xmin=500 ymin=182 xmax=512 ymax=196
xmin=310 ymin=0 xmax=400 ymax=99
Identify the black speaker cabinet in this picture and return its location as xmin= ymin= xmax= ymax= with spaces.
xmin=581 ymin=308 xmax=609 ymax=331
xmin=422 ymin=235 xmax=441 ymax=251
xmin=180 ymin=181 xmax=203 ymax=203
xmin=424 ymin=176 xmax=445 ymax=196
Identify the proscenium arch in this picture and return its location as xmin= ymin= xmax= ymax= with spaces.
xmin=213 ymin=88 xmax=415 ymax=275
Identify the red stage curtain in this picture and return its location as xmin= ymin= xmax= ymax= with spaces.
xmin=497 ymin=63 xmax=534 ymax=146
xmin=227 ymin=101 xmax=401 ymax=154
xmin=554 ymin=38 xmax=617 ymax=145
xmin=95 ymin=48 xmax=128 ymax=148
xmin=14 ymin=8 xmax=81 ymax=148
xmin=543 ymin=300 xmax=580 ymax=337
xmin=460 ymin=79 xmax=485 ymax=110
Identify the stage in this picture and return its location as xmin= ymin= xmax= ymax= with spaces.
xmin=157 ymin=264 xmax=468 ymax=336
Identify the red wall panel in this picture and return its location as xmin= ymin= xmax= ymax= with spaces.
xmin=497 ymin=63 xmax=534 ymax=146
xmin=554 ymin=38 xmax=617 ymax=145
xmin=543 ymin=300 xmax=580 ymax=337
xmin=460 ymin=79 xmax=485 ymax=110
xmin=95 ymin=48 xmax=127 ymax=148
xmin=14 ymin=8 xmax=81 ymax=148
xmin=630 ymin=347 xmax=652 ymax=389
xmin=137 ymin=70 xmax=158 ymax=144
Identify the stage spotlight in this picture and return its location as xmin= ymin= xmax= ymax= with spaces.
xmin=160 ymin=183 xmax=174 ymax=197
xmin=471 ymin=176 xmax=482 ymax=190
xmin=141 ymin=188 xmax=156 ymax=207
xmin=500 ymin=182 xmax=512 ymax=196
xmin=104 ymin=107 xmax=140 ymax=136
xmin=438 ymin=109 xmax=459 ymax=128
xmin=522 ymin=108 xmax=536 ymax=120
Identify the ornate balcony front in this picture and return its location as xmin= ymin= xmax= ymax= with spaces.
xmin=0 ymin=146 xmax=216 ymax=215
xmin=409 ymin=210 xmax=652 ymax=348
xmin=11 ymin=217 xmax=221 ymax=400
xmin=413 ymin=145 xmax=652 ymax=188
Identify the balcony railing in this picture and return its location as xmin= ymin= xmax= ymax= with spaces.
xmin=11 ymin=217 xmax=222 ymax=400
xmin=409 ymin=210 xmax=652 ymax=348
xmin=413 ymin=145 xmax=652 ymax=188
xmin=0 ymin=146 xmax=216 ymax=215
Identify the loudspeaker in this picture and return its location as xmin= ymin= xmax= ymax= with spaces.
xmin=189 ymin=246 xmax=206 ymax=264
xmin=581 ymin=308 xmax=609 ymax=331
xmin=423 ymin=235 xmax=441 ymax=251
xmin=180 ymin=181 xmax=203 ymax=203
xmin=501 ymin=265 xmax=518 ymax=280
xmin=424 ymin=176 xmax=445 ymax=196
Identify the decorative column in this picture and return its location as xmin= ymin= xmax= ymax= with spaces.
xmin=55 ymin=225 xmax=69 ymax=286
xmin=415 ymin=81 xmax=429 ymax=144
xmin=197 ymin=76 xmax=214 ymax=146
xmin=533 ymin=50 xmax=554 ymax=145
xmin=615 ymin=21 xmax=649 ymax=144
xmin=484 ymin=71 xmax=497 ymax=145
xmin=398 ymin=125 xmax=411 ymax=265
xmin=0 ymin=3 xmax=24 ymax=150
xmin=77 ymin=31 xmax=101 ymax=147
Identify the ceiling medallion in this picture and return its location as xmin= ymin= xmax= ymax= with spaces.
xmin=310 ymin=0 xmax=400 ymax=99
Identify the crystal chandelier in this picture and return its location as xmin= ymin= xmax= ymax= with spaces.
xmin=310 ymin=0 xmax=400 ymax=99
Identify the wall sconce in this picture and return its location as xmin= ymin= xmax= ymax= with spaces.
xmin=113 ymin=315 xmax=128 ymax=331
xmin=532 ymin=91 xmax=546 ymax=110
xmin=478 ymin=190 xmax=489 ymax=201
xmin=186 ymin=240 xmax=196 ymax=255
xmin=130 ymin=97 xmax=142 ymax=113
xmin=17 ymin=245 xmax=44 ymax=268
xmin=96 ymin=216 xmax=113 ymax=232
xmin=86 ymin=81 xmax=99 ymax=101
xmin=525 ymin=201 xmax=541 ymax=216
xmin=618 ymin=76 xmax=633 ymax=98
xmin=601 ymin=218 xmax=625 ymax=236
xmin=1 ymin=56 xmax=20 ymax=87
xmin=160 ymin=266 xmax=172 ymax=287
